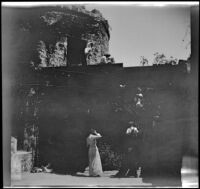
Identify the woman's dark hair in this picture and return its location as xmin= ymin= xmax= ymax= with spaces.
xmin=86 ymin=128 xmax=96 ymax=138
xmin=90 ymin=128 xmax=96 ymax=134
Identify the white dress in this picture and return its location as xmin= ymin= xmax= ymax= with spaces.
xmin=86 ymin=133 xmax=103 ymax=176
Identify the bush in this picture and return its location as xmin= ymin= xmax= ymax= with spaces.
xmin=98 ymin=141 xmax=122 ymax=170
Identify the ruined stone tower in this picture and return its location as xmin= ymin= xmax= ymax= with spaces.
xmin=10 ymin=5 xmax=110 ymax=68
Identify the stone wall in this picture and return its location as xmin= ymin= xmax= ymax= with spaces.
xmin=11 ymin=151 xmax=32 ymax=180
xmin=11 ymin=63 xmax=192 ymax=174
xmin=6 ymin=5 xmax=110 ymax=69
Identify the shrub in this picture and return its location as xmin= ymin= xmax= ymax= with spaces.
xmin=98 ymin=141 xmax=122 ymax=170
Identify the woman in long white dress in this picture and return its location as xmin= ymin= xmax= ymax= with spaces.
xmin=86 ymin=129 xmax=103 ymax=177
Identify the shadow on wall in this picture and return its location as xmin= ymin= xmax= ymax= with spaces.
xmin=37 ymin=113 xmax=125 ymax=174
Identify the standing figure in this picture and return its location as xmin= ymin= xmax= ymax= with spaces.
xmin=115 ymin=122 xmax=141 ymax=177
xmin=86 ymin=129 xmax=103 ymax=177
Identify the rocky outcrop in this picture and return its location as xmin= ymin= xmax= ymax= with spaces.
xmin=7 ymin=5 xmax=110 ymax=68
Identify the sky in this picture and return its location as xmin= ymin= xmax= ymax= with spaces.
xmin=3 ymin=2 xmax=193 ymax=67
xmin=86 ymin=4 xmax=191 ymax=67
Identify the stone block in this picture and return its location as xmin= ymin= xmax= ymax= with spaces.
xmin=11 ymin=151 xmax=33 ymax=181
xmin=11 ymin=153 xmax=21 ymax=180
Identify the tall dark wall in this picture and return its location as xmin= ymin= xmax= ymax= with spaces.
xmin=12 ymin=63 xmax=190 ymax=177
xmin=189 ymin=6 xmax=199 ymax=157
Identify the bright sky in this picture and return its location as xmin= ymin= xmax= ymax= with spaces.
xmin=86 ymin=5 xmax=191 ymax=67
xmin=3 ymin=2 xmax=194 ymax=67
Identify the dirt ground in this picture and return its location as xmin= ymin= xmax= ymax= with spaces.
xmin=11 ymin=156 xmax=198 ymax=187
xmin=11 ymin=170 xmax=152 ymax=187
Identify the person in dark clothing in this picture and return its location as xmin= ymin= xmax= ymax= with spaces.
xmin=115 ymin=121 xmax=142 ymax=177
